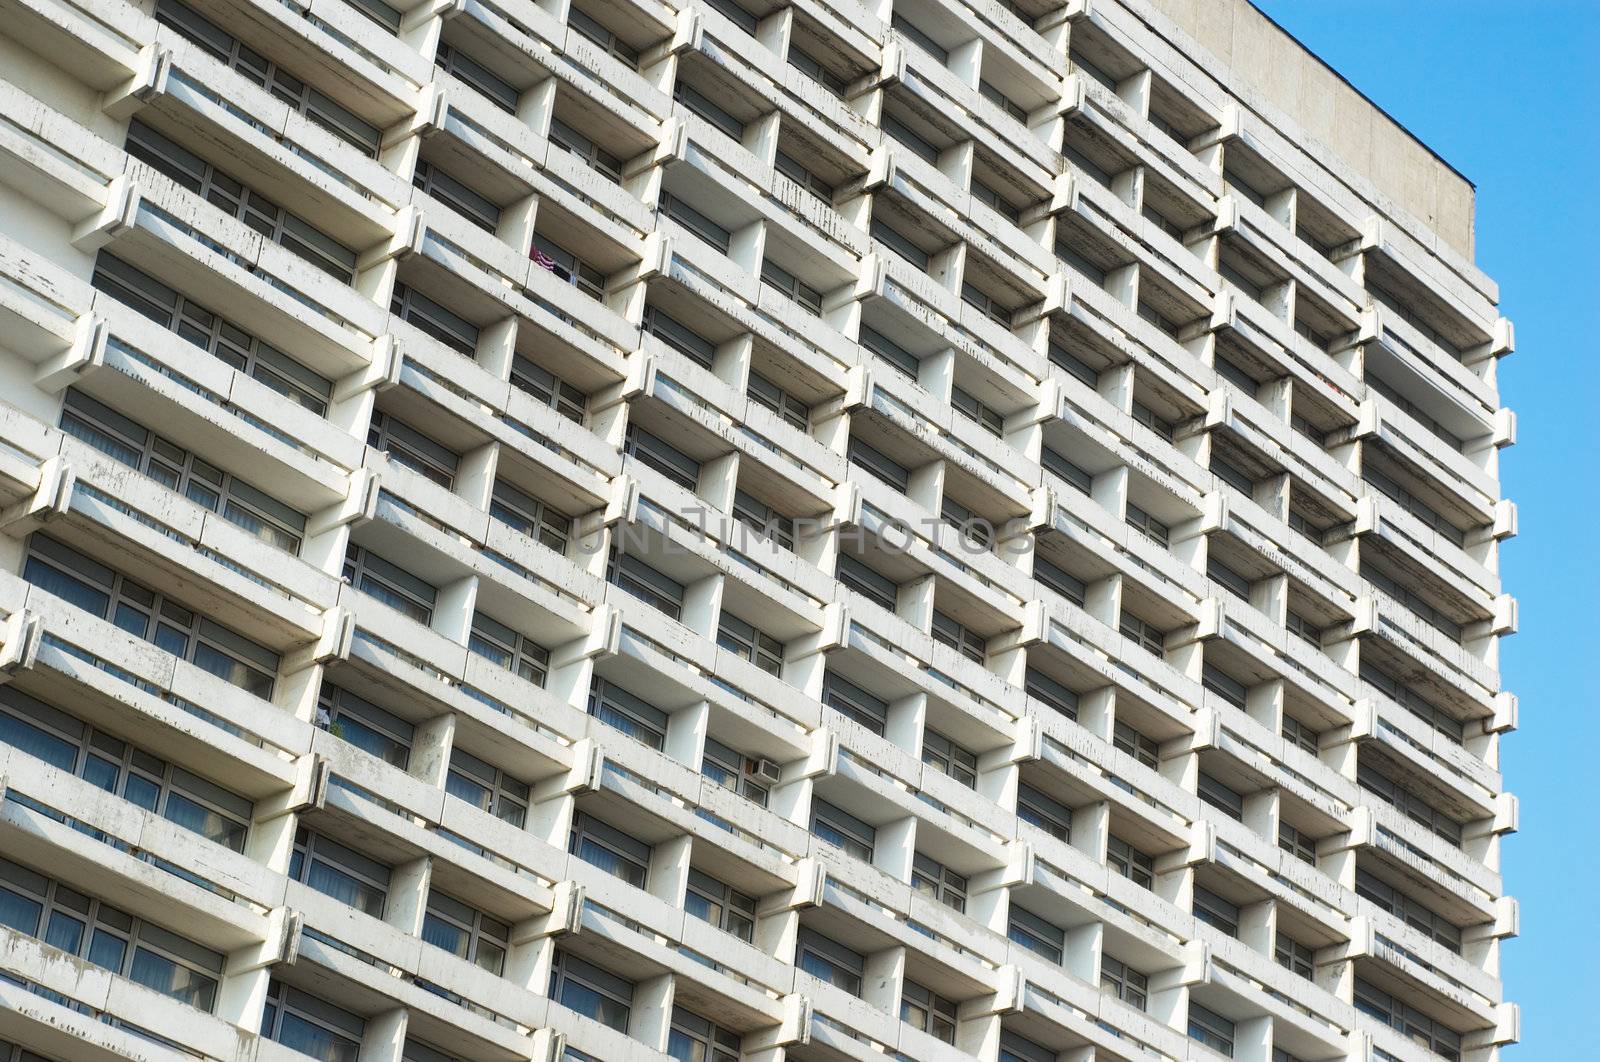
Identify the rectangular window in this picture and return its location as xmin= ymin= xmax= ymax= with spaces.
xmin=1358 ymin=760 xmax=1462 ymax=846
xmin=1279 ymin=822 xmax=1316 ymax=866
xmin=644 ymin=304 xmax=718 ymax=368
xmin=511 ymin=355 xmax=587 ymax=423
xmin=717 ymin=613 xmax=784 ymax=676
xmin=747 ymin=370 xmax=810 ymax=429
xmin=921 ymin=728 xmax=977 ymax=788
xmin=952 ymin=386 xmax=1005 ymax=437
xmin=1282 ymin=716 xmax=1320 ymax=756
xmin=1354 ymin=977 xmax=1461 ymax=1058
xmin=811 ymin=799 xmax=876 ymax=862
xmin=659 ymin=190 xmax=734 ymax=254
xmin=1198 ymin=772 xmax=1245 ymax=821
xmin=1193 ymin=886 xmax=1240 ymax=937
xmin=762 ymin=258 xmax=824 ymax=316
xmin=786 ymin=46 xmax=847 ymax=96
xmin=625 ymin=424 xmax=702 ymax=490
xmin=291 ymin=829 xmax=389 ymax=917
xmin=1057 ymin=238 xmax=1108 ymax=285
xmin=435 ymin=41 xmax=519 ymax=112
xmin=1355 ymin=871 xmax=1462 ymax=953
xmin=469 ymin=611 xmax=550 ymax=687
xmin=932 ymin=610 xmax=985 ymax=663
xmin=848 ymin=437 xmax=912 ymax=493
xmin=1202 ymin=663 xmax=1249 ymax=708
xmin=732 ymin=489 xmax=795 ymax=551
xmin=61 ymin=387 xmax=308 ymax=552
xmin=1120 ymin=611 xmax=1166 ymax=656
xmin=702 ymin=736 xmax=771 ymax=807
xmin=262 ymin=980 xmax=364 ymax=1060
xmin=685 ymin=869 xmax=756 ymax=942
xmin=1025 ymin=667 xmax=1079 ymax=720
xmin=1208 ymin=555 xmax=1251 ymax=600
xmin=1275 ymin=932 xmax=1314 ymax=979
xmin=912 ymin=853 xmax=968 ymax=912
xmin=1188 ymin=1002 xmax=1236 ymax=1057
xmin=1041 ymin=445 xmax=1094 ymax=495
xmin=446 ymin=747 xmax=529 ymax=829
xmin=1101 ymin=955 xmax=1148 ymax=1011
xmin=674 ymin=82 xmax=745 ymax=140
xmin=836 ymin=555 xmax=899 ymax=613
xmin=531 ymin=233 xmax=605 ymax=300
xmin=669 ymin=1007 xmax=741 ymax=1062
xmin=941 ymin=494 xmax=993 ymax=550
xmin=549 ymin=118 xmax=624 ymax=183
xmin=901 ymin=979 xmax=957 ymax=1043
xmin=980 ymin=79 xmax=1028 ymax=122
xmin=491 ymin=479 xmax=572 ymax=553
xmin=1017 ymin=783 xmax=1072 ymax=841
xmin=1361 ymin=660 xmax=1464 ymax=744
xmin=776 ymin=149 xmax=836 ymax=200
xmin=881 ymin=112 xmax=941 ymax=165
xmin=1048 ymin=340 xmax=1101 ymax=389
xmin=1008 ymin=905 xmax=1065 ymax=964
xmin=568 ymin=8 xmax=639 ymax=67
xmin=821 ymin=671 xmax=889 ymax=735
xmin=423 ymin=890 xmax=509 ymax=977
xmin=368 ymin=410 xmax=459 ymax=487
xmin=0 ymin=687 xmax=251 ymax=853
xmin=550 ymin=950 xmax=633 ymax=1031
xmin=871 ymin=214 xmax=932 ymax=268
xmin=859 ymin=324 xmax=921 ymax=379
xmin=891 ymin=12 xmax=948 ymax=62
xmin=797 ymin=928 xmax=865 ymax=995
xmin=317 ymin=683 xmax=412 ymax=768
xmin=1108 ymin=835 xmax=1154 ymax=889
xmin=344 ymin=544 xmax=437 ymax=625
xmin=1113 ymin=720 xmax=1159 ymax=767
xmin=588 ymin=679 xmax=669 ymax=750
xmin=961 ymin=283 xmax=1012 ymax=327
xmin=413 ymin=159 xmax=501 ymax=232
xmin=570 ymin=811 xmax=651 ymax=888
xmin=1286 ymin=610 xmax=1324 ymax=649
xmin=607 ymin=551 xmax=686 ymax=620
xmin=1126 ymin=503 xmax=1170 ymax=547
xmin=24 ymin=534 xmax=279 ymax=697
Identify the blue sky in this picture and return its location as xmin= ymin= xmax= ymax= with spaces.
xmin=1254 ymin=2 xmax=1600 ymax=1053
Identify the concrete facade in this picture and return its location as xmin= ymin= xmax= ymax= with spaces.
xmin=0 ymin=2 xmax=1516 ymax=1062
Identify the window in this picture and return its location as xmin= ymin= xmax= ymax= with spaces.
xmin=912 ymin=853 xmax=968 ymax=912
xmin=625 ymin=424 xmax=702 ymax=490
xmin=860 ymin=324 xmax=921 ymax=379
xmin=952 ymin=386 xmax=1005 ymax=436
xmin=674 ymin=81 xmax=745 ymax=140
xmin=368 ymin=410 xmax=459 ymax=487
xmin=1358 ymin=761 xmax=1462 ymax=846
xmin=668 ymin=1007 xmax=741 ymax=1062
xmin=1132 ymin=398 xmax=1177 ymax=440
xmin=24 ymin=535 xmax=279 ymax=697
xmin=550 ymin=950 xmax=633 ymax=1031
xmin=1101 ymin=955 xmax=1148 ymax=1010
xmin=1017 ymin=783 xmax=1073 ymax=841
xmin=291 ymin=829 xmax=389 ymax=917
xmin=644 ymin=304 xmax=718 ymax=368
xmin=570 ymin=811 xmax=651 ymax=888
xmin=811 ymin=799 xmax=875 ymax=861
xmin=316 ymin=683 xmax=413 ymax=768
xmin=1208 ymin=555 xmax=1251 ymax=600
xmin=1188 ymin=1002 xmax=1236 ymax=1057
xmin=1275 ymin=932 xmax=1314 ymax=979
xmin=155 ymin=0 xmax=381 ymax=156
xmin=607 ymin=550 xmax=687 ymax=619
xmin=126 ymin=123 xmax=356 ymax=281
xmin=787 ymin=46 xmax=847 ymax=96
xmin=414 ymin=159 xmax=501 ymax=231
xmin=435 ymin=40 xmax=519 ymax=111
xmin=717 ymin=613 xmax=784 ymax=675
xmin=1212 ymin=453 xmax=1255 ymax=496
xmin=1108 ymin=835 xmax=1154 ymax=888
xmin=549 ymin=118 xmax=624 ymax=182
xmin=1042 ymin=445 xmax=1094 ymax=495
xmin=1354 ymin=977 xmax=1461 ymax=1060
xmin=892 ymin=12 xmax=948 ymax=62
xmin=980 ymin=79 xmax=1028 ymax=122
xmin=684 ymin=869 xmax=756 ymax=942
xmin=1008 ymin=905 xmax=1064 ymax=963
xmin=1120 ymin=610 xmax=1166 ymax=655
xmin=470 ymin=612 xmax=551 ymax=687
xmin=511 ymin=355 xmax=587 ymax=423
xmin=1202 ymin=663 xmax=1249 ymax=708
xmin=344 ymin=544 xmax=437 ymax=624
xmin=732 ymin=489 xmax=795 ymax=550
xmin=1198 ymin=772 xmax=1245 ymax=821
xmin=922 ymin=729 xmax=977 ymax=788
xmin=446 ymin=748 xmax=529 ymax=829
xmin=748 ymin=370 xmax=810 ymax=429
xmin=1362 ymin=561 xmax=1463 ymax=642
xmin=1057 ymin=237 xmax=1108 ymax=284
xmin=1364 ymin=465 xmax=1465 ymax=547
xmin=836 ymin=555 xmax=899 ymax=613
xmin=848 ymin=437 xmax=911 ymax=492
xmin=1126 ymin=503 xmax=1170 ymax=547
xmin=961 ymin=283 xmax=1012 ymax=327
xmin=1356 ymin=870 xmax=1462 ymax=953
xmin=261 ymin=980 xmax=364 ymax=1061
xmin=1193 ymin=886 xmax=1240 ymax=937
xmin=942 ymin=495 xmax=993 ymax=550
xmin=1279 ymin=822 xmax=1317 ymax=865
xmin=1048 ymin=341 xmax=1100 ymax=389
xmin=1286 ymin=610 xmax=1323 ymax=649
xmin=1001 ymin=1031 xmax=1055 ymax=1062
xmin=821 ymin=670 xmax=889 ymax=734
xmin=932 ymin=610 xmax=985 ymax=663
xmin=872 ymin=213 xmax=932 ymax=268
xmin=1113 ymin=720 xmax=1159 ymax=768
xmin=423 ymin=890 xmax=509 ymax=976
xmin=95 ymin=255 xmax=332 ymax=414
xmin=762 ymin=259 xmax=824 ymax=315
xmin=532 ymin=234 xmax=606 ymax=300
xmin=405 ymin=1039 xmax=466 ymax=1062
xmin=491 ymin=479 xmax=573 ymax=553
xmin=588 ymin=679 xmax=669 ymax=750
xmin=568 ymin=7 xmax=638 ymax=67
xmin=60 ymin=388 xmax=307 ymax=551
xmin=776 ymin=149 xmax=835 ymax=199
xmin=797 ymin=928 xmax=865 ymax=995
xmin=659 ymin=190 xmax=734 ymax=255
xmin=902 ymin=979 xmax=957 ymax=1042
xmin=703 ymin=736 xmax=772 ymax=806
xmin=1361 ymin=661 xmax=1465 ymax=744
xmin=1282 ymin=716 xmax=1321 ymax=755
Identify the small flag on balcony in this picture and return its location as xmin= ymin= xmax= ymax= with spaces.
xmin=532 ymin=246 xmax=558 ymax=272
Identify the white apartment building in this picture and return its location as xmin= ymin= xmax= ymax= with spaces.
xmin=0 ymin=0 xmax=1518 ymax=1061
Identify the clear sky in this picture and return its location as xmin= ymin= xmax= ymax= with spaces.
xmin=1252 ymin=2 xmax=1600 ymax=1054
